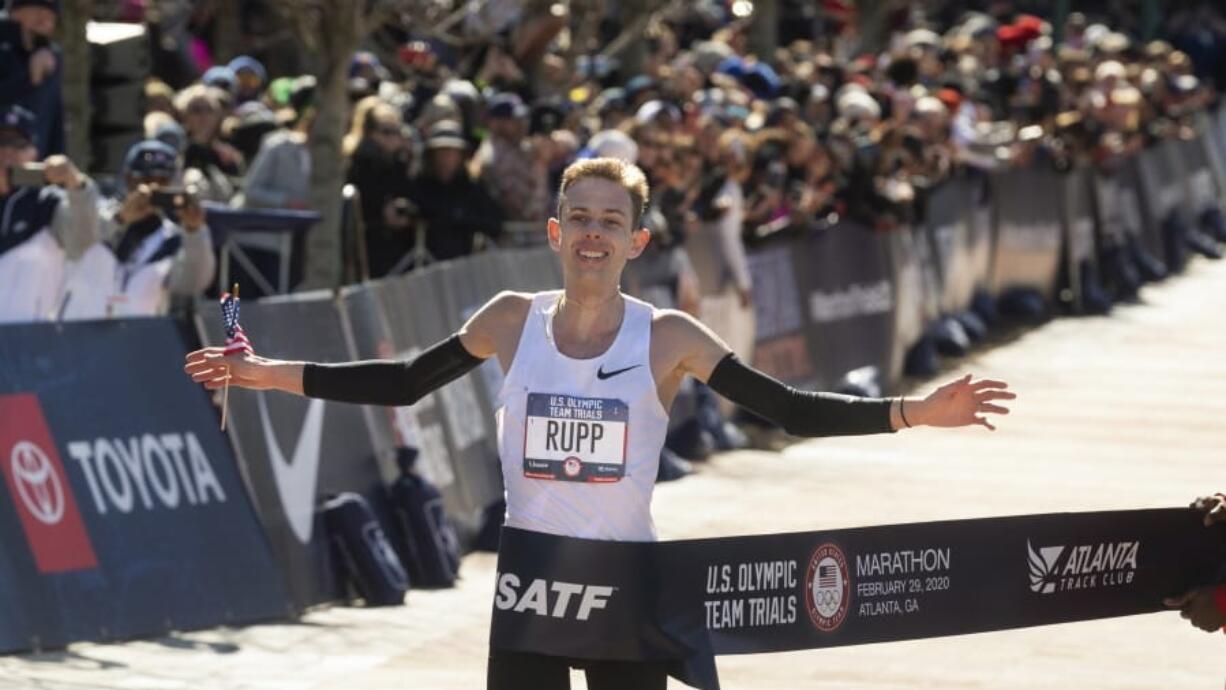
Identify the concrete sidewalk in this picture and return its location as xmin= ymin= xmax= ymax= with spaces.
xmin=5 ymin=258 xmax=1226 ymax=689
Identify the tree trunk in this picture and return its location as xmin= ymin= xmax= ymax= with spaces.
xmin=749 ymin=0 xmax=778 ymax=60
xmin=298 ymin=0 xmax=365 ymax=291
xmin=211 ymin=0 xmax=242 ymax=64
xmin=60 ymin=0 xmax=94 ymax=168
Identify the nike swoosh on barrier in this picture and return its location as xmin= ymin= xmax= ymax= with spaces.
xmin=257 ymin=394 xmax=326 ymax=545
xmin=596 ymin=364 xmax=641 ymax=380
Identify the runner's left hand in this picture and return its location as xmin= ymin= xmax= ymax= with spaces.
xmin=1190 ymin=494 xmax=1226 ymax=526
xmin=913 ymin=374 xmax=1014 ymax=431
xmin=1163 ymin=587 xmax=1226 ymax=632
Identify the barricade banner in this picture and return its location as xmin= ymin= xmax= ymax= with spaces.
xmin=1201 ymin=108 xmax=1226 ymax=194
xmin=1092 ymin=160 xmax=1148 ymax=247
xmin=1177 ymin=134 xmax=1219 ymax=211
xmin=965 ymin=169 xmax=995 ymax=289
xmin=0 ymin=319 xmax=289 ymax=652
xmin=989 ymin=163 xmax=1063 ymax=301
xmin=748 ymin=240 xmax=813 ymax=387
xmin=793 ymin=222 xmax=899 ymax=390
xmin=1133 ymin=144 xmax=1184 ymax=262
xmin=342 ymin=279 xmax=462 ymax=513
xmin=890 ymin=224 xmax=936 ymax=361
xmin=1058 ymin=167 xmax=1099 ymax=310
xmin=1196 ymin=110 xmax=1226 ymax=196
xmin=922 ymin=174 xmax=977 ymax=314
xmin=196 ymin=293 xmax=393 ymax=611
xmin=491 ymin=509 xmax=1225 ymax=689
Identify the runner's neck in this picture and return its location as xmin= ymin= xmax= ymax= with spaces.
xmin=552 ymin=288 xmax=625 ymax=359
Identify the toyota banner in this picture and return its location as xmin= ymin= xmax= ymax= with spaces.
xmin=0 ymin=318 xmax=289 ymax=653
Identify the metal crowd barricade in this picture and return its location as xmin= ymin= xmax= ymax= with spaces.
xmin=204 ymin=204 xmax=321 ymax=296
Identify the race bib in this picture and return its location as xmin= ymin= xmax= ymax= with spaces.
xmin=523 ymin=393 xmax=628 ymax=483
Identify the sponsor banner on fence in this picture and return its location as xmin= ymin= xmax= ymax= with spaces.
xmin=989 ymin=163 xmax=1063 ymax=301
xmin=0 ymin=319 xmax=288 ymax=652
xmin=1132 ymin=145 xmax=1183 ymax=263
xmin=796 ymin=223 xmax=898 ymax=389
xmin=748 ymin=242 xmax=812 ymax=387
xmin=923 ymin=174 xmax=977 ymax=314
xmin=491 ymin=509 xmax=1225 ymax=688
xmin=196 ymin=293 xmax=393 ymax=611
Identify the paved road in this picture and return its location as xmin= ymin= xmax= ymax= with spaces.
xmin=5 ymin=258 xmax=1226 ymax=689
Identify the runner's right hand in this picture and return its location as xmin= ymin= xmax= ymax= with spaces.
xmin=184 ymin=348 xmax=271 ymax=390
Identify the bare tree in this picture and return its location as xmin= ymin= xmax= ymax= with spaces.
xmin=271 ymin=0 xmax=400 ymax=290
xmin=60 ymin=0 xmax=94 ymax=168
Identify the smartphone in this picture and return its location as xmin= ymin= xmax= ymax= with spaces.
xmin=149 ymin=187 xmax=189 ymax=211
xmin=10 ymin=163 xmax=46 ymax=188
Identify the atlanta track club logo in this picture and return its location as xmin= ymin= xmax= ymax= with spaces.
xmin=805 ymin=542 xmax=850 ymax=632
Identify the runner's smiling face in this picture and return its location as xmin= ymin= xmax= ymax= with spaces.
xmin=548 ymin=177 xmax=650 ymax=286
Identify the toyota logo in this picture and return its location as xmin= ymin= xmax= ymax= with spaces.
xmin=11 ymin=441 xmax=65 ymax=525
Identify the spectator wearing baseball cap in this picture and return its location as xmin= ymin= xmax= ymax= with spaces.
xmin=408 ymin=120 xmax=503 ymax=262
xmin=0 ymin=0 xmax=65 ymax=157
xmin=0 ymin=101 xmax=100 ymax=323
xmin=474 ymin=92 xmax=550 ymax=222
xmin=228 ymin=55 xmax=267 ymax=103
xmin=91 ymin=139 xmax=216 ymax=316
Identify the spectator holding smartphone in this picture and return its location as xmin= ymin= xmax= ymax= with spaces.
xmin=0 ymin=0 xmax=64 ymax=157
xmin=87 ymin=140 xmax=215 ymax=317
xmin=0 ymin=104 xmax=98 ymax=322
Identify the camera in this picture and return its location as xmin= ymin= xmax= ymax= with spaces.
xmin=149 ymin=185 xmax=199 ymax=211
xmin=390 ymin=197 xmax=418 ymax=219
xmin=9 ymin=163 xmax=46 ymax=188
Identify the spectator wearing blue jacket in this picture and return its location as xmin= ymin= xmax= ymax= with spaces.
xmin=0 ymin=0 xmax=64 ymax=157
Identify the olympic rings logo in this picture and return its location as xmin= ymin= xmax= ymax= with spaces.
xmin=804 ymin=543 xmax=850 ymax=632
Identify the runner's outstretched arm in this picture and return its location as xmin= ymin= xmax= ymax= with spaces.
xmin=659 ymin=310 xmax=1014 ymax=435
xmin=183 ymin=292 xmax=525 ymax=403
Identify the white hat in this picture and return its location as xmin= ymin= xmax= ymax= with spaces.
xmin=589 ymin=130 xmax=638 ymax=164
xmin=837 ymin=90 xmax=881 ymax=121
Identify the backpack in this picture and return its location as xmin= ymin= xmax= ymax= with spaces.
xmin=388 ymin=447 xmax=460 ymax=587
xmin=322 ymin=492 xmax=409 ymax=606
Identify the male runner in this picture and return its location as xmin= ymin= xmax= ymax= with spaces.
xmin=185 ymin=157 xmax=1014 ymax=689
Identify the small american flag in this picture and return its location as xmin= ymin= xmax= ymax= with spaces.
xmin=220 ymin=292 xmax=254 ymax=355
xmin=818 ymin=565 xmax=838 ymax=588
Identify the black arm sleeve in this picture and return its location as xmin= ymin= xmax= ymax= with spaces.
xmin=705 ymin=353 xmax=895 ymax=437
xmin=301 ymin=334 xmax=484 ymax=406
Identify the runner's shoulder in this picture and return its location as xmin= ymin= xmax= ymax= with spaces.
xmin=651 ymin=309 xmax=711 ymax=349
xmin=483 ymin=290 xmax=534 ymax=319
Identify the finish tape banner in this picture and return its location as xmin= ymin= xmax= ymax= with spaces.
xmin=491 ymin=509 xmax=1225 ymax=688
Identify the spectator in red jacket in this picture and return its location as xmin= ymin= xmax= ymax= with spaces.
xmin=1164 ymin=494 xmax=1226 ymax=632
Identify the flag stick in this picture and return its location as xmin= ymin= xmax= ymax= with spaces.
xmin=220 ymin=283 xmax=239 ymax=431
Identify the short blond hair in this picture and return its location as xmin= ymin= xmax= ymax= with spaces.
xmin=557 ymin=157 xmax=649 ymax=229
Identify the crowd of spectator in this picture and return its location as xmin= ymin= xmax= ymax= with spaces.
xmin=3 ymin=0 xmax=1226 ymax=457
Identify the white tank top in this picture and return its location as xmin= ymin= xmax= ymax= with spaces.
xmin=497 ymin=290 xmax=669 ymax=542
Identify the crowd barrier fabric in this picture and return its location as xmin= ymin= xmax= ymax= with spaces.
xmin=491 ymin=509 xmax=1225 ymax=689
xmin=748 ymin=242 xmax=813 ymax=387
xmin=989 ymin=162 xmax=1064 ymax=302
xmin=1059 ymin=167 xmax=1099 ymax=311
xmin=196 ymin=293 xmax=396 ymax=611
xmin=745 ymin=224 xmax=902 ymax=392
xmin=889 ymin=223 xmax=933 ymax=371
xmin=1134 ymin=143 xmax=1186 ymax=267
xmin=921 ymin=174 xmax=979 ymax=315
xmin=0 ymin=319 xmax=289 ymax=652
